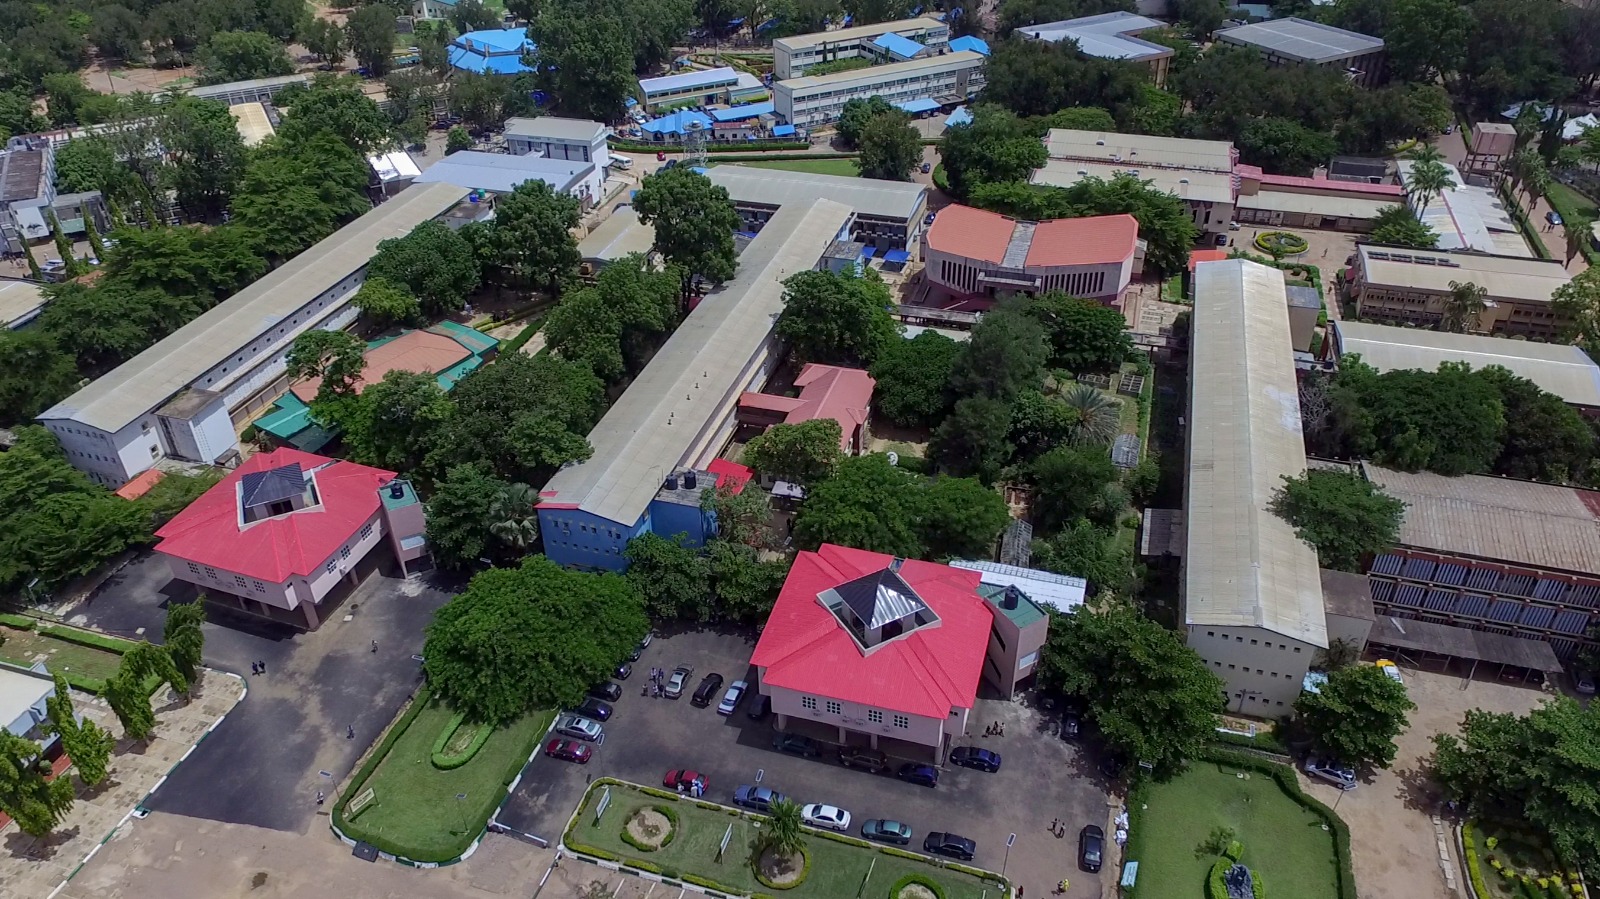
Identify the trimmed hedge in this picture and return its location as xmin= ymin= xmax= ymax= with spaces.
xmin=813 ymin=828 xmax=875 ymax=849
xmin=609 ymin=140 xmax=811 ymax=154
xmin=0 ymin=613 xmax=37 ymax=630
xmin=429 ymin=712 xmax=492 ymax=770
xmin=1463 ymin=821 xmax=1493 ymax=899
xmin=879 ymin=846 xmax=927 ymax=861
xmin=684 ymin=872 xmax=745 ymax=894
xmin=619 ymin=804 xmax=679 ymax=852
xmin=889 ymin=872 xmax=948 ymax=899
xmin=39 ymin=625 xmax=138 ymax=654
xmin=1253 ymin=869 xmax=1266 ymax=899
xmin=638 ymin=786 xmax=683 ymax=801
xmin=501 ymin=320 xmax=542 ymax=355
xmin=1207 ymin=857 xmax=1231 ymax=899
xmin=1212 ymin=729 xmax=1291 ymax=757
xmin=752 ymin=845 xmax=810 ymax=890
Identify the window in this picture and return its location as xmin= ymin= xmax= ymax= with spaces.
xmin=1250 ymin=639 xmax=1257 ymax=645
xmin=893 ymin=714 xmax=910 ymax=729
xmin=204 ymin=566 xmax=217 ymax=579
xmin=360 ymin=523 xmax=373 ymax=540
xmin=801 ymin=696 xmax=817 ymax=710
xmin=826 ymin=700 xmax=841 ymax=715
xmin=235 ymin=575 xmax=248 ymax=588
xmin=340 ymin=546 xmax=351 ymax=560
xmin=868 ymin=709 xmax=883 ymax=724
xmin=252 ymin=580 xmax=266 ymax=592
xmin=1227 ymin=664 xmax=1235 ymax=670
xmin=326 ymin=560 xmax=337 ymax=575
xmin=187 ymin=562 xmax=200 ymax=574
xmin=1294 ymin=646 xmax=1302 ymax=653
xmin=1206 ymin=631 xmax=1214 ymax=637
xmin=1235 ymin=635 xmax=1243 ymax=642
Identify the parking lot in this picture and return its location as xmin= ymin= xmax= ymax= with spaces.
xmin=497 ymin=628 xmax=1112 ymax=899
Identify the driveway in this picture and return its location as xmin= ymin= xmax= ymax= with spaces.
xmin=497 ymin=628 xmax=1110 ymax=899
xmin=58 ymin=551 xmax=458 ymax=833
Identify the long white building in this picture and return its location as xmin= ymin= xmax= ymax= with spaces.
xmin=39 ymin=183 xmax=471 ymax=487
xmin=773 ymin=16 xmax=950 ymax=80
xmin=774 ymin=51 xmax=986 ymax=127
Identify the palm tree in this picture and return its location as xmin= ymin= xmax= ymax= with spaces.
xmin=1059 ymin=384 xmax=1123 ymax=446
xmin=755 ymin=799 xmax=807 ymax=863
xmin=1406 ymin=143 xmax=1446 ymax=167
xmin=1512 ymin=102 xmax=1547 ymax=153
xmin=488 ymin=482 xmax=539 ymax=552
xmin=1406 ymin=159 xmax=1454 ymax=212
xmin=1441 ymin=280 xmax=1491 ymax=333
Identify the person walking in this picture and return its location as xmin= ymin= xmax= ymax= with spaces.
xmin=346 ymin=725 xmax=355 ymax=739
xmin=371 ymin=640 xmax=378 ymax=653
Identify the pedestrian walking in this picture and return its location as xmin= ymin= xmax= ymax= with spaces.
xmin=371 ymin=640 xmax=378 ymax=653
xmin=316 ymin=791 xmax=325 ymax=805
xmin=346 ymin=725 xmax=355 ymax=739
xmin=258 ymin=660 xmax=267 ymax=674
xmin=251 ymin=662 xmax=260 ymax=675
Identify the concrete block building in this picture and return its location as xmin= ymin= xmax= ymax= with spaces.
xmin=504 ymin=117 xmax=610 ymax=170
xmin=1014 ymin=12 xmax=1175 ymax=87
xmin=1215 ymin=17 xmax=1385 ymax=87
xmin=1033 ymin=130 xmax=1237 ymax=237
xmin=737 ymin=363 xmax=876 ymax=456
xmin=773 ymin=51 xmax=985 ymax=127
xmin=1347 ymin=245 xmax=1573 ymax=339
xmin=922 ymin=204 xmax=1141 ymax=307
xmin=706 ymin=165 xmax=929 ymax=252
xmin=416 ymin=150 xmax=604 ymax=209
xmin=773 ymin=16 xmax=950 ymax=79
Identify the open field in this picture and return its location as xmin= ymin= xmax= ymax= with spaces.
xmin=0 ymin=624 xmax=125 ymax=685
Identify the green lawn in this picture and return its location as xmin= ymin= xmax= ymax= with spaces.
xmin=0 ymin=626 xmax=125 ymax=686
xmin=726 ymin=157 xmax=861 ymax=177
xmin=1545 ymin=181 xmax=1598 ymax=223
xmin=567 ymin=781 xmax=1003 ymax=899
xmin=1126 ymin=759 xmax=1340 ymax=899
xmin=340 ymin=697 xmax=553 ymax=862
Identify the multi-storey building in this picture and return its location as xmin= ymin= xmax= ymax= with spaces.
xmin=1215 ymin=17 xmax=1386 ymax=88
xmin=638 ymin=67 xmax=767 ymax=111
xmin=706 ymin=165 xmax=929 ymax=251
xmin=1347 ymin=244 xmax=1572 ymax=338
xmin=1014 ymin=12 xmax=1175 ymax=87
xmin=1033 ymin=129 xmax=1237 ymax=237
xmin=773 ymin=51 xmax=985 ymax=127
xmin=0 ymin=137 xmax=109 ymax=256
xmin=921 ymin=204 xmax=1141 ymax=307
xmin=504 ymin=116 xmax=610 ymax=170
xmin=773 ymin=16 xmax=951 ymax=79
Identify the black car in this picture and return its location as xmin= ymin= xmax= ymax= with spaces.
xmin=773 ymin=733 xmax=822 ymax=757
xmin=691 ymin=672 xmax=725 ymax=707
xmin=950 ymin=746 xmax=1002 ymax=772
xmin=615 ymin=661 xmax=633 ymax=680
xmin=838 ymin=746 xmax=889 ymax=773
xmin=897 ymin=763 xmax=939 ymax=787
xmin=1079 ymin=824 xmax=1105 ymax=872
xmin=923 ymin=832 xmax=976 ymax=861
xmin=589 ymin=682 xmax=623 ymax=702
xmin=1061 ymin=712 xmax=1082 ymax=741
xmin=747 ymin=694 xmax=772 ymax=721
xmin=573 ymin=697 xmax=613 ymax=721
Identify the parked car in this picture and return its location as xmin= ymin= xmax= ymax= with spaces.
xmin=545 ymin=739 xmax=592 ymax=763
xmin=1575 ymin=670 xmax=1597 ymax=695
xmin=665 ymin=665 xmax=694 ymax=698
xmin=572 ymin=697 xmax=613 ymax=721
xmin=663 ymin=769 xmax=707 ymax=791
xmin=691 ymin=672 xmax=725 ymax=707
xmin=733 ymin=785 xmax=786 ymax=812
xmin=773 ymin=733 xmax=822 ymax=757
xmin=747 ymin=693 xmax=772 ymax=721
xmin=923 ymin=832 xmax=976 ymax=860
xmin=1304 ymin=757 xmax=1357 ymax=791
xmin=589 ymin=682 xmax=623 ymax=702
xmin=556 ymin=714 xmax=603 ymax=742
xmin=1079 ymin=824 xmax=1105 ymax=872
xmin=920 ymin=161 xmax=931 ymax=174
xmin=861 ymin=819 xmax=912 ymax=845
xmin=838 ymin=746 xmax=889 ymax=773
xmin=615 ymin=662 xmax=633 ymax=680
xmin=801 ymin=803 xmax=852 ymax=831
xmin=1214 ymin=232 xmax=1228 ymax=247
xmin=897 ymin=763 xmax=939 ymax=787
xmin=1375 ymin=659 xmax=1404 ymax=686
xmin=950 ymin=746 xmax=1002 ymax=772
xmin=718 ymin=680 xmax=748 ymax=715
xmin=1061 ymin=712 xmax=1082 ymax=741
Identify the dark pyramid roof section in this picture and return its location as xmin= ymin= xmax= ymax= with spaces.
xmin=826 ymin=566 xmax=929 ymax=631
xmin=240 ymin=463 xmax=305 ymax=508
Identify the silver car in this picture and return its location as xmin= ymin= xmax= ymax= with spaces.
xmin=665 ymin=665 xmax=693 ymax=699
xmin=1304 ymin=757 xmax=1356 ymax=791
xmin=556 ymin=714 xmax=603 ymax=742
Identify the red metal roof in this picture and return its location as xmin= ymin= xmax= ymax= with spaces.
xmin=1025 ymin=213 xmax=1139 ymax=268
xmin=708 ymin=458 xmax=753 ymax=494
xmin=923 ymin=204 xmax=1015 ymax=265
xmin=153 ymin=448 xmax=396 ymax=584
xmin=290 ymin=329 xmax=471 ymax=402
xmin=115 ymin=468 xmax=166 ymax=500
xmin=1188 ymin=249 xmax=1229 ymax=271
xmin=738 ymin=364 xmax=875 ymax=452
xmin=749 ymin=545 xmax=993 ymax=719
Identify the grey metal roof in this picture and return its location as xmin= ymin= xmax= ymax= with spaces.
xmin=1368 ymin=615 xmax=1562 ymax=673
xmin=1285 ymin=285 xmax=1321 ymax=309
xmin=40 ymin=182 xmax=469 ymax=433
xmin=187 ymin=73 xmax=311 ymax=101
xmin=1331 ymin=321 xmax=1600 ymax=408
xmin=241 ymin=463 xmax=304 ymax=507
xmin=416 ymin=150 xmax=594 ymax=195
xmin=1016 ymin=11 xmax=1173 ymax=61
xmin=708 ymin=165 xmax=926 ymax=222
xmin=579 ymin=206 xmax=656 ymax=263
xmin=1216 ymin=17 xmax=1383 ymax=62
xmin=0 ymin=278 xmax=47 ymax=328
xmin=1362 ymin=463 xmax=1600 ymax=576
xmin=504 ymin=116 xmax=607 ymax=143
xmin=539 ymin=198 xmax=855 ymax=525
xmin=1184 ymin=260 xmax=1328 ymax=647
xmin=775 ymin=16 xmax=945 ymax=51
xmin=823 ymin=567 xmax=929 ymax=629
xmin=0 ymin=149 xmax=44 ymax=202
xmin=1357 ymin=245 xmax=1570 ymax=304
xmin=1319 ymin=569 xmax=1374 ymax=621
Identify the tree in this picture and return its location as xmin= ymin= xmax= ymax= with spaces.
xmin=45 ymin=674 xmax=115 ymax=787
xmin=841 ymin=0 xmax=912 ymax=25
xmin=367 ymin=221 xmax=481 ymax=316
xmin=1038 ymin=602 xmax=1225 ymax=778
xmin=1174 ymin=0 xmax=1224 ymax=37
xmin=702 ymin=481 xmax=775 ymax=550
xmin=938 ymin=105 xmax=1048 ymax=198
xmin=195 ymin=30 xmax=293 ymax=84
xmin=856 ymin=109 xmax=922 ymax=182
xmin=423 ymin=555 xmax=649 ymax=722
xmin=160 ymin=97 xmax=248 ymax=218
xmin=1441 ymin=280 xmax=1489 ymax=334
xmin=1270 ymin=470 xmax=1405 ymax=572
xmin=774 ymin=268 xmax=900 ymax=367
xmin=1405 ymin=159 xmax=1453 ymax=211
xmin=427 ymin=353 xmax=601 ymax=484
xmin=38 ymin=280 xmax=201 ymax=376
xmin=543 ymin=254 xmax=682 ymax=383
xmin=1030 ymin=444 xmax=1118 ymax=530
xmin=343 ymin=370 xmax=454 ymax=474
xmin=1237 ymin=117 xmax=1339 ymax=177
xmin=425 ymin=463 xmax=512 ymax=569
xmin=287 ymin=329 xmax=367 ymax=400
xmin=869 ymin=331 xmax=960 ymax=429
xmin=450 ymin=72 xmax=507 ymax=132
xmin=0 ymin=330 xmax=82 ymax=426
xmin=949 ymin=306 xmax=1049 ymax=400
xmin=1294 ymin=664 xmax=1415 ymax=770
xmin=1323 ymin=361 xmax=1506 ymax=476
xmin=0 ymin=731 xmax=76 ymax=836
xmin=1039 ymin=106 xmax=1117 ymax=133
xmin=792 ymin=454 xmax=925 ymax=557
xmin=231 ymin=130 xmax=372 ymax=258
xmin=1479 ymin=367 xmax=1595 ymax=484
xmin=352 ymin=277 xmax=422 ymax=328
xmin=1552 ymin=265 xmax=1600 ymax=347
xmin=707 ymin=539 xmax=788 ymax=622
xmin=276 ymin=76 xmax=396 ymax=154
xmin=931 ymin=397 xmax=1014 ymax=483
xmin=753 ymin=797 xmax=807 ymax=862
xmin=1058 ymin=385 xmax=1122 ymax=446
xmin=1369 ymin=205 xmax=1439 ymax=249
xmin=527 ymin=3 xmax=636 ymax=120
xmin=133 ymin=469 xmax=224 ymax=528
xmin=1025 ymin=292 xmax=1131 ymax=372
xmin=487 ymin=481 xmax=540 ymax=557
xmin=836 ymin=96 xmax=894 ymax=149
xmin=633 ymin=167 xmax=741 ymax=284
xmin=162 ymin=600 xmax=206 ymax=684
xmin=304 ymin=17 xmax=346 ymax=64
xmin=452 ymin=0 xmax=503 ymax=32
xmin=487 ymin=179 xmax=582 ymax=295
xmin=744 ymin=420 xmax=843 ymax=488
xmin=1384 ymin=0 xmax=1470 ymax=82
xmin=919 ymin=475 xmax=1009 ymax=559
xmin=980 ymin=39 xmax=1147 ymax=122
xmin=53 ymin=139 xmax=123 ymax=196
xmin=624 ymin=532 xmax=711 ymax=621
xmin=1032 ymin=519 xmax=1133 ymax=592
xmin=446 ymin=126 xmax=473 ymax=154
xmin=346 ymin=5 xmax=398 ymax=77
xmin=90 ymin=5 xmax=147 ymax=62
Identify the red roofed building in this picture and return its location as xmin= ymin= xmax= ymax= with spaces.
xmin=153 ymin=448 xmax=430 ymax=630
xmin=750 ymin=544 xmax=1049 ymax=762
xmin=736 ymin=363 xmax=876 ymax=455
xmin=922 ymin=204 xmax=1143 ymax=308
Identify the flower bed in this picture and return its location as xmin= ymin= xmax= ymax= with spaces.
xmin=1254 ymin=231 xmax=1309 ymax=256
xmin=1462 ymin=820 xmax=1580 ymax=899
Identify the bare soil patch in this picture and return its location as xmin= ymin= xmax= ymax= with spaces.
xmin=625 ymin=808 xmax=672 ymax=849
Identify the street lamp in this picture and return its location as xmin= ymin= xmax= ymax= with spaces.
xmin=1002 ymin=832 xmax=1015 ymax=877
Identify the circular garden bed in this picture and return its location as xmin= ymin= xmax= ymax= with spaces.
xmin=753 ymin=846 xmax=810 ymax=890
xmin=1254 ymin=231 xmax=1309 ymax=256
xmin=621 ymin=805 xmax=677 ymax=851
xmin=889 ymin=872 xmax=948 ymax=899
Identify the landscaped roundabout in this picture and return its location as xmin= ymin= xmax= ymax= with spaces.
xmin=1254 ymin=231 xmax=1310 ymax=256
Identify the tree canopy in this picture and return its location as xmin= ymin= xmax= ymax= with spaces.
xmin=1269 ymin=470 xmax=1406 ymax=572
xmin=1369 ymin=204 xmax=1439 ymax=249
xmin=543 ymin=254 xmax=684 ymax=385
xmin=856 ymin=108 xmax=922 ymax=181
xmin=792 ymin=453 xmax=1008 ymax=560
xmin=634 ymin=167 xmax=741 ymax=284
xmin=1024 ymin=292 xmax=1133 ymax=373
xmin=366 ymin=221 xmax=481 ymax=317
xmin=869 ymin=331 xmax=961 ymax=429
xmin=774 ymin=268 xmax=901 ymax=367
xmin=744 ymin=420 xmax=844 ymax=487
xmin=1294 ymin=664 xmax=1415 ymax=770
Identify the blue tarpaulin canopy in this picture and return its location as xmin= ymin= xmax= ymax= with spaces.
xmin=944 ymin=106 xmax=973 ymax=129
xmin=895 ymin=97 xmax=941 ymax=115
xmin=873 ymin=32 xmax=927 ymax=60
xmin=883 ymin=249 xmax=910 ymax=264
xmin=772 ymin=124 xmax=796 ymax=137
xmin=949 ymin=35 xmax=989 ymax=55
xmin=711 ymin=101 xmax=775 ymax=122
xmin=860 ymin=246 xmax=877 ymax=258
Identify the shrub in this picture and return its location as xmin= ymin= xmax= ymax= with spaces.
xmin=568 ymin=842 xmax=619 ymax=861
xmin=752 ymin=846 xmax=810 ymax=890
xmin=625 ymin=859 xmax=663 ymax=875
xmin=684 ymin=873 xmax=744 ymax=893
xmin=888 ymin=873 xmax=949 ymax=899
xmin=1253 ymin=870 xmax=1266 ymax=899
xmin=696 ymin=801 xmax=721 ymax=811
xmin=814 ymin=829 xmax=873 ymax=848
xmin=1207 ymin=857 xmax=1231 ymax=899
xmin=618 ymin=805 xmax=678 ymax=852
xmin=1225 ymin=840 xmax=1245 ymax=862
xmin=1487 ymin=837 xmax=1500 ymax=850
xmin=879 ymin=846 xmax=926 ymax=861
xmin=639 ymin=786 xmax=683 ymax=801
xmin=0 ymin=613 xmax=37 ymax=630
xmin=429 ymin=712 xmax=493 ymax=769
xmin=39 ymin=625 xmax=138 ymax=654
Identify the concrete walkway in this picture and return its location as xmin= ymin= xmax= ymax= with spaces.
xmin=0 ymin=669 xmax=245 ymax=899
xmin=1435 ymin=129 xmax=1588 ymax=274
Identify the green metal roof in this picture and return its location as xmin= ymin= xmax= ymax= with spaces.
xmin=381 ymin=479 xmax=421 ymax=510
xmin=977 ymin=583 xmax=1048 ymax=629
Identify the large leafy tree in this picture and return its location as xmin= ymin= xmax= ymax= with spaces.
xmin=774 ymin=268 xmax=901 ymax=367
xmin=425 ymin=463 xmax=513 ymax=570
xmin=856 ymin=109 xmax=922 ymax=182
xmin=160 ymin=97 xmax=248 ymax=219
xmin=287 ymin=329 xmax=367 ymax=401
xmin=836 ymin=96 xmax=894 ymax=149
xmin=624 ymin=532 xmax=711 ymax=621
xmin=230 ymin=131 xmax=373 ymax=259
xmin=39 ymin=281 xmax=202 ymax=376
xmin=869 ymin=331 xmax=961 ymax=429
xmin=1269 ymin=470 xmax=1405 ymax=572
xmin=351 ymin=277 xmax=421 ymax=328
xmin=428 ymin=353 xmax=602 ymax=484
xmin=1295 ymin=664 xmax=1416 ymax=770
xmin=938 ymin=104 xmax=1047 ymax=199
xmin=367 ymin=221 xmax=481 ymax=317
xmin=343 ymin=371 xmax=454 ymax=476
xmin=527 ymin=1 xmax=636 ymax=121
xmin=102 ymin=224 xmax=266 ymax=300
xmin=45 ymin=674 xmax=115 ymax=787
xmin=1025 ymin=292 xmax=1131 ymax=372
xmin=1324 ymin=361 xmax=1506 ymax=476
xmin=919 ymin=475 xmax=1009 ymax=560
xmin=195 ymin=30 xmax=293 ymax=84
xmin=1032 ymin=519 xmax=1133 ymax=593
xmin=931 ymin=396 xmax=1014 ymax=483
xmin=276 ymin=76 xmax=396 ymax=154
xmin=744 ymin=420 xmax=843 ymax=488
xmin=1553 ymin=265 xmax=1600 ymax=353
xmin=424 ymin=556 xmax=649 ymax=723
xmin=0 ymin=731 xmax=76 ymax=836
xmin=1030 ymin=444 xmax=1118 ymax=531
xmin=1038 ymin=602 xmax=1225 ymax=779
xmin=1479 ymin=367 xmax=1595 ymax=484
xmin=345 ymin=4 xmax=398 ymax=77
xmin=0 ymin=330 xmax=81 ymax=426
xmin=1369 ymin=205 xmax=1439 ymax=249
xmin=543 ymin=254 xmax=684 ymax=384
xmin=634 ymin=167 xmax=741 ymax=285
xmin=981 ymin=38 xmax=1147 ymax=122
xmin=948 ymin=306 xmax=1049 ymax=401
xmin=1237 ymin=117 xmax=1340 ymax=178
xmin=162 ymin=600 xmax=206 ymax=684
xmin=708 ymin=539 xmax=788 ymax=623
xmin=487 ymin=179 xmax=582 ymax=296
xmin=793 ymin=454 xmax=926 ymax=557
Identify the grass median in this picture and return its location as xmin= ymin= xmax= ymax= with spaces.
xmin=729 ymin=157 xmax=862 ymax=177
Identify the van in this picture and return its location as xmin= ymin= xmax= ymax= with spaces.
xmin=612 ymin=156 xmax=634 ymax=171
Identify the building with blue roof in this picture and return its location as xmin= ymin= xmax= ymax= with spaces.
xmin=710 ymin=101 xmax=776 ymax=122
xmin=944 ymin=105 xmax=973 ymax=129
xmin=895 ymin=97 xmax=942 ymax=115
xmin=772 ymin=16 xmax=949 ymax=79
xmin=640 ymin=109 xmax=715 ymax=137
xmin=1015 ymin=11 xmax=1173 ymax=86
xmin=949 ymin=35 xmax=989 ymax=55
xmin=871 ymin=31 xmax=930 ymax=62
xmin=638 ymin=67 xmax=742 ymax=110
xmin=448 ymin=29 xmax=536 ymax=75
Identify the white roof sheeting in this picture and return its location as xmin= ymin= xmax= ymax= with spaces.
xmin=1033 ymin=158 xmax=1234 ymax=205
xmin=1016 ymin=11 xmax=1173 ymax=62
xmin=416 ymin=150 xmax=594 ymax=195
xmin=639 ymin=67 xmax=739 ymax=95
xmin=579 ymin=206 xmax=656 ymax=263
xmin=1356 ymin=245 xmax=1569 ymax=304
xmin=950 ymin=559 xmax=1088 ymax=613
xmin=1216 ymin=17 xmax=1382 ymax=62
xmin=1236 ymin=189 xmax=1391 ymax=220
xmin=1183 ymin=260 xmax=1328 ymax=647
xmin=708 ymin=165 xmax=927 ymax=221
xmin=40 ymin=182 xmax=470 ymax=433
xmin=0 ymin=662 xmax=53 ymax=739
xmin=0 ymin=279 xmax=48 ymax=328
xmin=1044 ymin=129 xmax=1235 ymax=172
xmin=539 ymin=198 xmax=854 ymax=525
xmin=504 ymin=116 xmax=607 ymax=143
xmin=1331 ymin=321 xmax=1600 ymax=407
xmin=775 ymin=16 xmax=946 ymax=51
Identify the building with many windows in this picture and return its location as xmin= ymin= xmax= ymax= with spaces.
xmin=922 ymin=204 xmax=1141 ymax=307
xmin=773 ymin=51 xmax=985 ymax=127
xmin=504 ymin=116 xmax=610 ymax=170
xmin=706 ymin=165 xmax=929 ymax=251
xmin=1014 ymin=11 xmax=1175 ymax=87
xmin=773 ymin=16 xmax=951 ymax=79
xmin=1215 ymin=17 xmax=1385 ymax=87
xmin=1033 ymin=129 xmax=1237 ymax=236
xmin=1347 ymin=245 xmax=1573 ymax=338
xmin=638 ymin=67 xmax=767 ymax=111
xmin=737 ymin=363 xmax=876 ymax=456
xmin=416 ymin=150 xmax=605 ymax=209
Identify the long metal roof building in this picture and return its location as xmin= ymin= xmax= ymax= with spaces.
xmin=707 ymin=165 xmax=928 ymax=222
xmin=1183 ymin=259 xmax=1328 ymax=646
xmin=40 ymin=182 xmax=470 ymax=433
xmin=540 ymin=198 xmax=854 ymax=526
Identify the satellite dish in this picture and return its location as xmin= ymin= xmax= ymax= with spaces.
xmin=886 ymin=451 xmax=899 ymax=466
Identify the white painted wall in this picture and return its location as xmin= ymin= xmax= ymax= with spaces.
xmin=765 ymin=682 xmax=960 ymax=750
xmin=1187 ymin=625 xmax=1315 ymax=710
xmin=158 ymin=508 xmax=387 ymax=610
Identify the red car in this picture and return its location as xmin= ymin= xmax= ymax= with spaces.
xmin=663 ymin=769 xmax=707 ymax=791
xmin=546 ymin=739 xmax=592 ymax=764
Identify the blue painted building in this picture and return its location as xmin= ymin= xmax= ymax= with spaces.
xmin=449 ymin=29 xmax=536 ymax=75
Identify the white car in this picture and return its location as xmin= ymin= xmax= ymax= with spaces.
xmin=665 ymin=665 xmax=693 ymax=699
xmin=556 ymin=714 xmax=603 ymax=742
xmin=1375 ymin=659 xmax=1404 ymax=686
xmin=801 ymin=803 xmax=852 ymax=831
xmin=718 ymin=680 xmax=748 ymax=715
